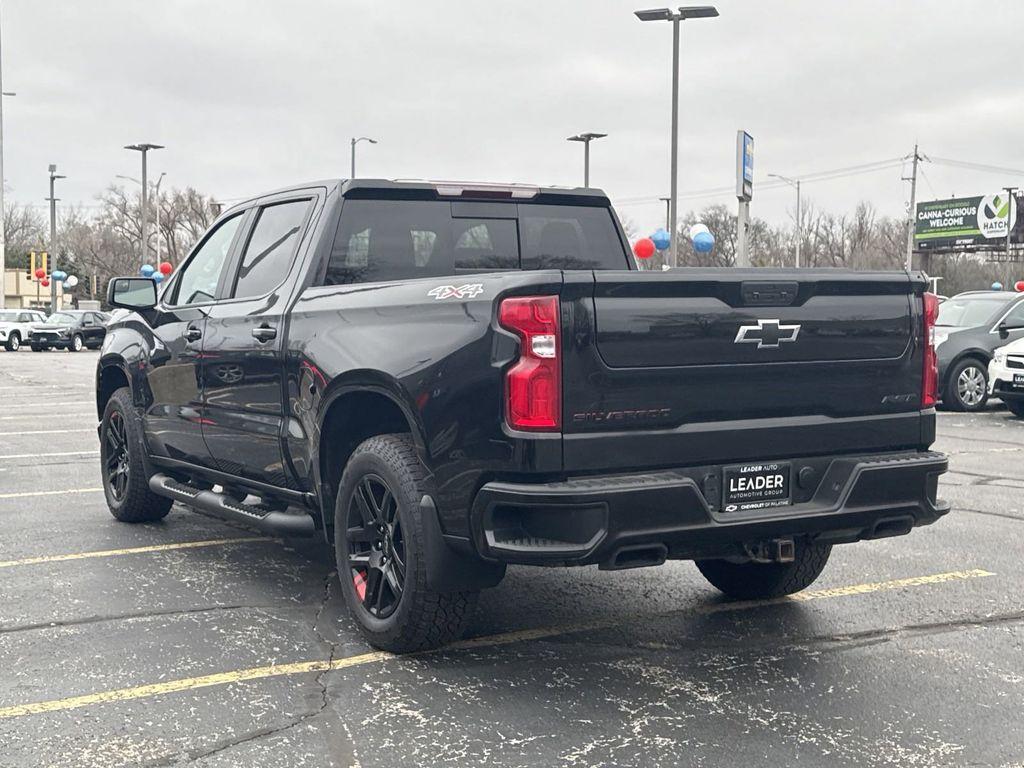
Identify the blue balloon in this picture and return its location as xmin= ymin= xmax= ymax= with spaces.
xmin=693 ymin=231 xmax=715 ymax=253
xmin=141 ymin=264 xmax=155 ymax=277
xmin=651 ymin=228 xmax=671 ymax=251
xmin=153 ymin=272 xmax=165 ymax=284
xmin=51 ymin=270 xmax=67 ymax=282
xmin=992 ymin=282 xmax=1003 ymax=291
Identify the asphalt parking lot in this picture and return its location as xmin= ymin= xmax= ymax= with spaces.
xmin=0 ymin=349 xmax=1022 ymax=767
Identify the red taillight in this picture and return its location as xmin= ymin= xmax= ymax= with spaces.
xmin=922 ymin=292 xmax=939 ymax=408
xmin=499 ymin=295 xmax=561 ymax=431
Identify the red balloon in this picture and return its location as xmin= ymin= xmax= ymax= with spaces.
xmin=40 ymin=278 xmax=50 ymax=287
xmin=34 ymin=268 xmax=45 ymax=279
xmin=1015 ymin=281 xmax=1024 ymax=293
xmin=158 ymin=261 xmax=173 ymax=275
xmin=633 ymin=237 xmax=656 ymax=259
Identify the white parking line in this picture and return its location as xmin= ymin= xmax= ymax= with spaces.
xmin=0 ymin=385 xmax=93 ymax=391
xmin=0 ymin=429 xmax=95 ymax=436
xmin=0 ymin=450 xmax=99 ymax=460
xmin=0 ymin=487 xmax=102 ymax=500
xmin=0 ymin=411 xmax=94 ymax=421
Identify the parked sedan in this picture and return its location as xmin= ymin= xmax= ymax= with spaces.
xmin=988 ymin=338 xmax=1024 ymax=418
xmin=935 ymin=291 xmax=1024 ymax=411
xmin=28 ymin=310 xmax=110 ymax=352
xmin=0 ymin=309 xmax=47 ymax=351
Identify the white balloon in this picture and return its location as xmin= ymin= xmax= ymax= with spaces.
xmin=64 ymin=275 xmax=79 ymax=289
xmin=689 ymin=223 xmax=710 ymax=239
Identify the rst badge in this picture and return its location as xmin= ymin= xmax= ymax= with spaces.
xmin=734 ymin=319 xmax=801 ymax=349
xmin=427 ymin=284 xmax=484 ymax=300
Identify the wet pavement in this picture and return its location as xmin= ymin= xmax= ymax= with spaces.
xmin=0 ymin=348 xmax=1021 ymax=767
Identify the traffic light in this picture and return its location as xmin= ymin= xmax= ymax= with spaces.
xmin=39 ymin=251 xmax=48 ymax=276
xmin=26 ymin=251 xmax=35 ymax=279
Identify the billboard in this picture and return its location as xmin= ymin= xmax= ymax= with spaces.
xmin=736 ymin=131 xmax=753 ymax=201
xmin=915 ymin=193 xmax=1020 ymax=251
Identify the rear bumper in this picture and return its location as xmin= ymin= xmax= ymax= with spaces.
xmin=470 ymin=450 xmax=949 ymax=567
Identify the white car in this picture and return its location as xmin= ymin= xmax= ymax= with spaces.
xmin=988 ymin=337 xmax=1024 ymax=417
xmin=0 ymin=309 xmax=47 ymax=351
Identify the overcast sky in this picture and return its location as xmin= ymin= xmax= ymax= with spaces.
xmin=6 ymin=0 xmax=1024 ymax=235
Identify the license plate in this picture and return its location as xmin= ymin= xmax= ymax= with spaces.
xmin=723 ymin=461 xmax=792 ymax=512
xmin=1013 ymin=374 xmax=1024 ymax=387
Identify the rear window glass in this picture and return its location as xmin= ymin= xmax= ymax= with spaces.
xmin=936 ymin=296 xmax=1007 ymax=327
xmin=323 ymin=199 xmax=628 ymax=285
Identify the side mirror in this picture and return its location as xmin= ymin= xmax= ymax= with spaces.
xmin=999 ymin=322 xmax=1009 ymax=340
xmin=107 ymin=277 xmax=158 ymax=310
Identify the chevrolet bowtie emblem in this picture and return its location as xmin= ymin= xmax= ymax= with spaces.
xmin=734 ymin=319 xmax=801 ymax=349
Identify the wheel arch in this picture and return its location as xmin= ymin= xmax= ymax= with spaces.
xmin=96 ymin=358 xmax=132 ymax=420
xmin=314 ymin=379 xmax=429 ymax=542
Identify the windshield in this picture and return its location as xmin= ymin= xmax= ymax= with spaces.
xmin=0 ymin=311 xmax=19 ymax=322
xmin=44 ymin=313 xmax=76 ymax=325
xmin=936 ymin=296 xmax=1005 ymax=328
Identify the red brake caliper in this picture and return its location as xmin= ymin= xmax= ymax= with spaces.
xmin=353 ymin=570 xmax=367 ymax=602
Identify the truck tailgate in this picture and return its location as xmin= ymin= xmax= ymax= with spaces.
xmin=560 ymin=269 xmax=928 ymax=473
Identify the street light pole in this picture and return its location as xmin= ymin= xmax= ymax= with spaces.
xmin=768 ymin=173 xmax=802 ymax=268
xmin=47 ymin=164 xmax=65 ymax=313
xmin=566 ymin=132 xmax=607 ymax=188
xmin=350 ymin=136 xmax=378 ymax=179
xmin=635 ymin=6 xmax=719 ymax=268
xmin=124 ymin=143 xmax=163 ymax=265
xmin=153 ymin=171 xmax=165 ymax=262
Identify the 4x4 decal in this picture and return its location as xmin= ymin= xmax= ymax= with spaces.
xmin=427 ymin=284 xmax=484 ymax=300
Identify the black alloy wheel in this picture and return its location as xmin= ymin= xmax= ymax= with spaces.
xmin=104 ymin=411 xmax=130 ymax=502
xmin=346 ymin=473 xmax=406 ymax=620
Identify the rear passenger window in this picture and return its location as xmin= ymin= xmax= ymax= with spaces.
xmin=325 ymin=200 xmax=518 ymax=285
xmin=519 ymin=204 xmax=629 ymax=270
xmin=232 ymin=200 xmax=311 ymax=299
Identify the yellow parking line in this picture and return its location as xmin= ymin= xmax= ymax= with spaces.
xmin=0 ymin=537 xmax=274 ymax=569
xmin=0 ymin=567 xmax=995 ymax=721
xmin=0 ymin=487 xmax=102 ymax=500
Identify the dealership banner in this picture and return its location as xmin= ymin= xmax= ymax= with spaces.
xmin=915 ymin=193 xmax=1020 ymax=250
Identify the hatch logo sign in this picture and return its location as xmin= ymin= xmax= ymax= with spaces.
xmin=427 ymin=284 xmax=484 ymax=300
xmin=734 ymin=319 xmax=801 ymax=349
xmin=978 ymin=193 xmax=1016 ymax=239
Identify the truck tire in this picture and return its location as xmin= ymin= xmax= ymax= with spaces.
xmin=5 ymin=332 xmax=20 ymax=351
xmin=100 ymin=387 xmax=172 ymax=523
xmin=335 ymin=434 xmax=478 ymax=653
xmin=695 ymin=541 xmax=832 ymax=600
xmin=945 ymin=358 xmax=989 ymax=412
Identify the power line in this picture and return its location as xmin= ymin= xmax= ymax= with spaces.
xmin=614 ymin=156 xmax=906 ymax=207
xmin=929 ymin=156 xmax=1024 ymax=178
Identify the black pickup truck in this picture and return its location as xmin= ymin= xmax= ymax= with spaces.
xmin=97 ymin=179 xmax=949 ymax=651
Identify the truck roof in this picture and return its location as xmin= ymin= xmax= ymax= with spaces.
xmin=229 ymin=178 xmax=611 ymax=211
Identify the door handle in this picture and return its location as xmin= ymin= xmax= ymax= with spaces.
xmin=252 ymin=325 xmax=277 ymax=343
xmin=185 ymin=326 xmax=203 ymax=342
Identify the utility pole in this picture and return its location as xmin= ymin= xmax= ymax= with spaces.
xmin=125 ymin=143 xmax=163 ymax=264
xmin=47 ymin=164 xmax=65 ymax=313
xmin=1004 ymin=186 xmax=1018 ymax=262
xmin=904 ymin=144 xmax=921 ymax=271
xmin=0 ymin=5 xmax=6 ymax=310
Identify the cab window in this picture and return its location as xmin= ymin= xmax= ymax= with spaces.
xmin=167 ymin=214 xmax=244 ymax=306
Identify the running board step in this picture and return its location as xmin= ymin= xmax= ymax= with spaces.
xmin=149 ymin=473 xmax=315 ymax=537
